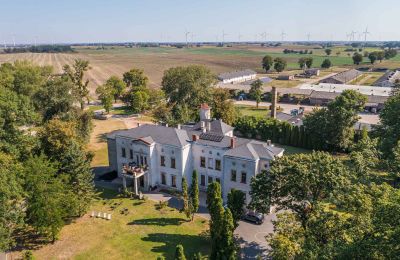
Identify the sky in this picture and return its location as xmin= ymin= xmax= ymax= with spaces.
xmin=0 ymin=0 xmax=399 ymax=44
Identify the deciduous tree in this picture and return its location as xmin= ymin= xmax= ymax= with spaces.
xmin=262 ymin=55 xmax=273 ymax=72
xmin=273 ymin=58 xmax=287 ymax=72
xmin=249 ymin=79 xmax=263 ymax=108
xmin=63 ymin=59 xmax=91 ymax=109
xmin=227 ymin=189 xmax=246 ymax=229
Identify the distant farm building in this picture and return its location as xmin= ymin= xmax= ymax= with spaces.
xmin=301 ymin=83 xmax=391 ymax=111
xmin=319 ymin=69 xmax=362 ymax=84
xmin=218 ymin=69 xmax=257 ymax=84
xmin=373 ymin=70 xmax=400 ymax=87
xmin=305 ymin=68 xmax=320 ymax=77
xmin=277 ymin=74 xmax=295 ymax=80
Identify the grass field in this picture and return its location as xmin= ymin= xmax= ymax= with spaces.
xmin=1 ymin=44 xmax=398 ymax=99
xmin=32 ymin=188 xmax=210 ymax=259
xmin=236 ymin=105 xmax=269 ymax=118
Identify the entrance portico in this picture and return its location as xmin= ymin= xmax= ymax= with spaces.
xmin=121 ymin=165 xmax=149 ymax=195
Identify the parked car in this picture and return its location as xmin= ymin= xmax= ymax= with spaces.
xmin=242 ymin=211 xmax=264 ymax=225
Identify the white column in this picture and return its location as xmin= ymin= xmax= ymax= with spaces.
xmin=134 ymin=177 xmax=138 ymax=195
xmin=122 ymin=175 xmax=127 ymax=189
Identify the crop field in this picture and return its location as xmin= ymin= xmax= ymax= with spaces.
xmin=0 ymin=44 xmax=398 ymax=98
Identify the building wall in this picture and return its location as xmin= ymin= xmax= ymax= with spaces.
xmin=222 ymin=74 xmax=256 ymax=84
xmin=107 ymin=138 xmax=117 ymax=172
xmin=222 ymin=156 xmax=257 ymax=204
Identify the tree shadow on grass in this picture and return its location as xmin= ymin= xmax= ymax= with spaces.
xmin=142 ymin=232 xmax=210 ymax=259
xmin=11 ymin=228 xmax=49 ymax=252
xmin=128 ymin=217 xmax=187 ymax=226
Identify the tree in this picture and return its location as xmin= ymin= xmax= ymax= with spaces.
xmin=130 ymin=91 xmax=149 ymax=113
xmin=298 ymin=57 xmax=313 ymax=69
xmin=227 ymin=189 xmax=246 ymax=229
xmin=175 ymin=244 xmax=187 ymax=260
xmin=325 ymin=49 xmax=332 ymax=56
xmin=384 ymin=49 xmax=397 ymax=60
xmin=211 ymin=88 xmax=238 ymax=125
xmin=368 ymin=52 xmax=378 ymax=64
xmin=63 ymin=59 xmax=91 ymax=109
xmin=181 ymin=177 xmax=191 ymax=219
xmin=33 ymin=76 xmax=75 ymax=121
xmin=375 ymin=92 xmax=400 ymax=158
xmin=105 ymin=76 xmax=125 ymax=102
xmin=96 ymin=83 xmax=114 ymax=113
xmin=321 ymin=59 xmax=332 ymax=69
xmin=218 ymin=208 xmax=236 ymax=259
xmin=250 ymin=152 xmax=350 ymax=229
xmin=303 ymin=90 xmax=366 ymax=151
xmin=262 ymin=55 xmax=273 ymax=72
xmin=162 ymin=65 xmax=215 ymax=123
xmin=273 ymin=58 xmax=287 ymax=72
xmin=376 ymin=51 xmax=385 ymax=62
xmin=249 ymin=79 xmax=263 ymax=108
xmin=60 ymin=141 xmax=96 ymax=216
xmin=123 ymin=68 xmax=148 ymax=90
xmin=0 ymin=153 xmax=24 ymax=250
xmin=192 ymin=252 xmax=202 ymax=260
xmin=352 ymin=52 xmax=363 ymax=65
xmin=207 ymin=182 xmax=224 ymax=259
xmin=24 ymin=155 xmax=69 ymax=242
xmin=190 ymin=170 xmax=199 ymax=221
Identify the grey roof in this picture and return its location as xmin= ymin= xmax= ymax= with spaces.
xmin=218 ymin=69 xmax=256 ymax=80
xmin=108 ymin=124 xmax=190 ymax=147
xmin=225 ymin=140 xmax=284 ymax=160
xmin=320 ymin=69 xmax=362 ymax=84
xmin=183 ymin=119 xmax=234 ymax=136
xmin=373 ymin=70 xmax=400 ymax=86
xmin=263 ymin=86 xmax=313 ymax=95
xmin=276 ymin=112 xmax=304 ymax=126
xmin=310 ymin=90 xmax=388 ymax=104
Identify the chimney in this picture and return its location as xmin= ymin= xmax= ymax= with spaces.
xmin=200 ymin=103 xmax=211 ymax=121
xmin=206 ymin=121 xmax=211 ymax=132
xmin=230 ymin=137 xmax=236 ymax=149
xmin=271 ymin=87 xmax=278 ymax=119
xmin=200 ymin=121 xmax=205 ymax=130
xmin=266 ymin=139 xmax=271 ymax=146
xmin=177 ymin=124 xmax=181 ymax=129
xmin=137 ymin=122 xmax=141 ymax=127
xmin=192 ymin=134 xmax=198 ymax=142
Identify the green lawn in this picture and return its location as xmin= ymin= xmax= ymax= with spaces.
xmin=33 ymin=188 xmax=210 ymax=259
xmin=277 ymin=144 xmax=312 ymax=155
xmin=236 ymin=105 xmax=269 ymax=118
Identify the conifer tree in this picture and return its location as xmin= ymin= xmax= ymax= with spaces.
xmin=190 ymin=170 xmax=199 ymax=221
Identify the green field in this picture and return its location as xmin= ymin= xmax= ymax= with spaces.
xmin=236 ymin=105 xmax=269 ymax=118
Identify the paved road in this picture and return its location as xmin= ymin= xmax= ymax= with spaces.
xmin=234 ymin=100 xmax=380 ymax=124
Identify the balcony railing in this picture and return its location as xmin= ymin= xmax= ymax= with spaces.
xmin=122 ymin=164 xmax=148 ymax=178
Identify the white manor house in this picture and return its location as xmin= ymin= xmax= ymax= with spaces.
xmin=107 ymin=104 xmax=284 ymax=203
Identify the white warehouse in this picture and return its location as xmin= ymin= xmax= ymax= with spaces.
xmin=218 ymin=69 xmax=257 ymax=84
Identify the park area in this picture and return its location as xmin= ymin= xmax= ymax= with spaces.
xmin=31 ymin=188 xmax=210 ymax=259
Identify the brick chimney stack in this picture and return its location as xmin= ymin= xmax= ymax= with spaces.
xmin=230 ymin=137 xmax=236 ymax=149
xmin=271 ymin=87 xmax=278 ymax=119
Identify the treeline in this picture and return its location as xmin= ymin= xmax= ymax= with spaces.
xmin=3 ymin=45 xmax=74 ymax=53
xmin=0 ymin=59 xmax=96 ymax=250
xmin=283 ymin=49 xmax=313 ymax=54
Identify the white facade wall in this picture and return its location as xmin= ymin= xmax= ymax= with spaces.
xmin=113 ymin=135 xmax=274 ymax=204
xmin=222 ymin=74 xmax=257 ymax=84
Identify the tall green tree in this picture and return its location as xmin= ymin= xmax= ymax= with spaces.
xmin=250 ymin=152 xmax=351 ymax=229
xmin=262 ymin=55 xmax=273 ymax=72
xmin=324 ymin=49 xmax=332 ymax=56
xmin=368 ymin=52 xmax=378 ymax=64
xmin=207 ymin=182 xmax=225 ymax=259
xmin=303 ymin=90 xmax=366 ymax=151
xmin=181 ymin=177 xmax=191 ymax=219
xmin=218 ymin=209 xmax=236 ymax=260
xmin=375 ymin=92 xmax=400 ymax=158
xmin=190 ymin=170 xmax=199 ymax=221
xmin=273 ymin=58 xmax=287 ymax=72
xmin=352 ymin=52 xmax=363 ymax=65
xmin=175 ymin=244 xmax=187 ymax=260
xmin=123 ymin=68 xmax=148 ymax=90
xmin=249 ymin=79 xmax=263 ymax=108
xmin=211 ymin=88 xmax=238 ymax=125
xmin=227 ymin=189 xmax=246 ymax=229
xmin=96 ymin=83 xmax=114 ymax=112
xmin=0 ymin=153 xmax=24 ymax=250
xmin=130 ymin=91 xmax=149 ymax=113
xmin=63 ymin=59 xmax=91 ymax=109
xmin=161 ymin=65 xmax=216 ymax=123
xmin=24 ymin=155 xmax=69 ymax=243
xmin=105 ymin=76 xmax=125 ymax=102
xmin=298 ymin=57 xmax=313 ymax=69
xmin=321 ymin=58 xmax=332 ymax=69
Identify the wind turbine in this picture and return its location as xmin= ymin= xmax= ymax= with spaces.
xmin=190 ymin=32 xmax=195 ymax=43
xmin=280 ymin=30 xmax=287 ymax=41
xmin=12 ymin=35 xmax=15 ymax=47
xmin=350 ymin=31 xmax=357 ymax=41
xmin=306 ymin=33 xmax=311 ymax=41
xmin=363 ymin=26 xmax=370 ymax=42
xmin=222 ymin=30 xmax=228 ymax=44
xmin=184 ymin=30 xmax=190 ymax=47
xmin=260 ymin=32 xmax=268 ymax=42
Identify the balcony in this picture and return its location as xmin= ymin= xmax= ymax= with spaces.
xmin=122 ymin=164 xmax=148 ymax=179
